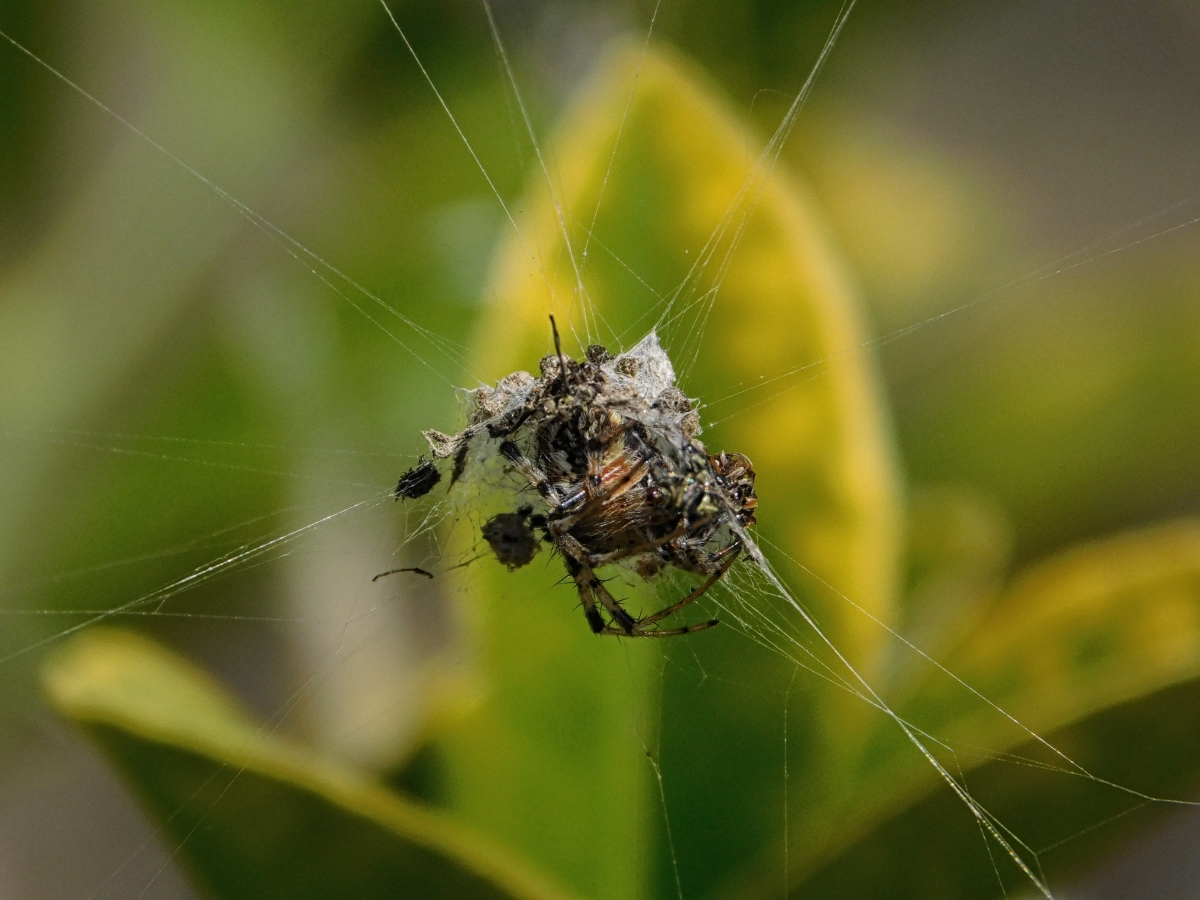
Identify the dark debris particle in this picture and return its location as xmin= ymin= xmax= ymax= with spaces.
xmin=372 ymin=567 xmax=435 ymax=581
xmin=450 ymin=441 xmax=471 ymax=486
xmin=395 ymin=458 xmax=440 ymax=500
xmin=482 ymin=510 xmax=541 ymax=570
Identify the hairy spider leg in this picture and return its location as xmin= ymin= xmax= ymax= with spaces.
xmin=577 ymin=515 xmax=741 ymax=635
xmin=572 ymin=517 xmax=696 ymax=569
xmin=563 ymin=553 xmax=609 ymax=634
xmin=633 ymin=544 xmax=740 ymax=629
xmin=559 ymin=532 xmax=638 ymax=633
xmin=561 ymin=519 xmax=733 ymax=635
xmin=599 ymin=618 xmax=720 ymax=638
xmin=549 ymin=452 xmax=650 ymax=535
xmin=664 ymin=520 xmax=741 ymax=574
xmin=498 ymin=440 xmax=562 ymax=506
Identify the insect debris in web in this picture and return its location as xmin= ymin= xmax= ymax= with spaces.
xmin=411 ymin=317 xmax=758 ymax=637
xmin=394 ymin=457 xmax=441 ymax=499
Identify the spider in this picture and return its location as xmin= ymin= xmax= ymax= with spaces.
xmin=402 ymin=318 xmax=757 ymax=637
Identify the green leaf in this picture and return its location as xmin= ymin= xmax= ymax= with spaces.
xmin=941 ymin=517 xmax=1200 ymax=751
xmin=884 ymin=485 xmax=1012 ymax=695
xmin=736 ymin=517 xmax=1200 ymax=898
xmin=43 ymin=627 xmax=576 ymax=900
xmin=809 ymin=679 xmax=1200 ymax=899
xmin=442 ymin=41 xmax=901 ymax=900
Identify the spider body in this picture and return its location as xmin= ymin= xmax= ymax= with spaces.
xmin=422 ymin=323 xmax=756 ymax=637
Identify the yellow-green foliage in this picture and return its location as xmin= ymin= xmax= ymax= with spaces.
xmin=44 ymin=43 xmax=1200 ymax=900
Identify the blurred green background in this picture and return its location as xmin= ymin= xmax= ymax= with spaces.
xmin=1 ymin=0 xmax=1200 ymax=898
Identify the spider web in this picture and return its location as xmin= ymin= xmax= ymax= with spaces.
xmin=0 ymin=1 xmax=1199 ymax=899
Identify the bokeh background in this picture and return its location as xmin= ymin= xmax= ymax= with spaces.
xmin=1 ymin=0 xmax=1199 ymax=897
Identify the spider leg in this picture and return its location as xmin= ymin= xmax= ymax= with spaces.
xmin=607 ymin=618 xmax=720 ymax=638
xmin=564 ymin=556 xmax=607 ymax=634
xmin=498 ymin=441 xmax=562 ymax=508
xmin=692 ymin=539 xmax=744 ymax=575
xmin=549 ymin=455 xmax=648 ymax=535
xmin=560 ymin=534 xmax=636 ymax=634
xmin=496 ymin=437 xmax=645 ymax=636
xmin=576 ymin=517 xmax=699 ymax=569
xmin=593 ymin=576 xmax=637 ymax=634
xmin=634 ymin=545 xmax=740 ymax=629
xmin=563 ymin=555 xmax=607 ymax=632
